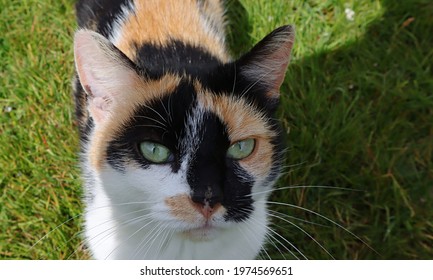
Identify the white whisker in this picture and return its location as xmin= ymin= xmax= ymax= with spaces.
xmin=238 ymin=67 xmax=274 ymax=99
xmin=159 ymin=98 xmax=172 ymax=126
xmin=264 ymin=201 xmax=378 ymax=255
xmin=238 ymin=217 xmax=271 ymax=260
xmin=133 ymin=115 xmax=168 ymax=128
xmin=31 ymin=213 xmax=83 ymax=249
xmin=104 ymin=217 xmax=155 ymax=260
xmin=251 ymin=185 xmax=361 ymax=197
xmin=66 ymin=212 xmax=154 ymax=260
xmin=132 ymin=221 xmax=163 ymax=259
xmin=239 ymin=208 xmax=305 ymax=260
xmin=39 ymin=202 xmax=150 ymax=254
xmin=138 ymin=103 xmax=170 ymax=127
xmin=264 ymin=231 xmax=287 ymax=260
xmin=155 ymin=224 xmax=174 ymax=257
xmin=269 ymin=209 xmax=330 ymax=228
xmin=129 ymin=124 xmax=167 ymax=131
xmin=231 ymin=63 xmax=237 ymax=95
xmin=269 ymin=210 xmax=335 ymax=259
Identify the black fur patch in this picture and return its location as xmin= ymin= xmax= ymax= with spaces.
xmin=76 ymin=0 xmax=133 ymax=38
xmin=134 ymin=40 xmax=222 ymax=80
xmin=187 ymin=112 xmax=230 ymax=207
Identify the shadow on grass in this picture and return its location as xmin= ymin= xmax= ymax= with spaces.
xmin=227 ymin=0 xmax=433 ymax=259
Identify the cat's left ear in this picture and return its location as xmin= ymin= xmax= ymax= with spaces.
xmin=74 ymin=29 xmax=142 ymax=125
xmin=237 ymin=25 xmax=295 ymax=100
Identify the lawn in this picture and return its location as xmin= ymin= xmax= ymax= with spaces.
xmin=1 ymin=0 xmax=432 ymax=259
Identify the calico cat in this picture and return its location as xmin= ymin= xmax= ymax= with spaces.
xmin=73 ymin=0 xmax=294 ymax=259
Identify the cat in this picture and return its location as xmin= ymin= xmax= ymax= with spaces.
xmin=73 ymin=0 xmax=294 ymax=259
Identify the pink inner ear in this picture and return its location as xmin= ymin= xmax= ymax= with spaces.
xmin=92 ymin=96 xmax=111 ymax=111
xmin=240 ymin=26 xmax=295 ymax=99
xmin=270 ymin=52 xmax=291 ymax=91
xmin=74 ymin=37 xmax=111 ymax=123
xmin=74 ymin=31 xmax=110 ymax=98
xmin=88 ymin=96 xmax=111 ymax=124
xmin=74 ymin=32 xmax=94 ymax=94
xmin=78 ymin=65 xmax=109 ymax=100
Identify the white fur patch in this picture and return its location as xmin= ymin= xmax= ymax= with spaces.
xmin=108 ymin=1 xmax=135 ymax=46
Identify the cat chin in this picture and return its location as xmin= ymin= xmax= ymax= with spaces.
xmin=179 ymin=224 xmax=222 ymax=242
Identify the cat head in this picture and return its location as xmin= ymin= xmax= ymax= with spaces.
xmin=74 ymin=25 xmax=294 ymax=256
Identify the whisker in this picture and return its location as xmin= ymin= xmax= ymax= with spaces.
xmin=104 ymin=217 xmax=156 ymax=259
xmin=40 ymin=204 xmax=149 ymax=257
xmin=67 ymin=212 xmax=154 ymax=260
xmin=231 ymin=63 xmax=237 ymax=95
xmin=239 ymin=208 xmax=305 ymax=260
xmin=137 ymin=103 xmax=170 ymax=126
xmin=269 ymin=209 xmax=330 ymax=228
xmin=238 ymin=67 xmax=274 ymax=98
xmin=237 ymin=219 xmax=272 ymax=260
xmin=86 ymin=207 xmax=153 ymax=234
xmin=264 ymin=201 xmax=379 ymax=255
xmin=159 ymin=98 xmax=172 ymax=126
xmin=59 ymin=228 xmax=87 ymax=259
xmin=257 ymin=244 xmax=272 ymax=260
xmin=168 ymin=94 xmax=173 ymax=123
xmin=278 ymin=161 xmax=308 ymax=173
xmin=133 ymin=220 xmax=164 ymax=259
xmin=66 ymin=236 xmax=91 ymax=260
xmin=268 ymin=210 xmax=335 ymax=259
xmin=40 ymin=201 xmax=151 ymax=252
xmin=264 ymin=231 xmax=287 ymax=260
xmin=260 ymin=246 xmax=272 ymax=260
xmin=129 ymin=124 xmax=167 ymax=131
xmin=141 ymin=222 xmax=169 ymax=259
xmin=31 ymin=213 xmax=82 ymax=249
xmin=154 ymin=224 xmax=173 ymax=258
xmin=133 ymin=115 xmax=168 ymax=128
xmin=251 ymin=185 xmax=362 ymax=197
xmin=266 ymin=228 xmax=302 ymax=260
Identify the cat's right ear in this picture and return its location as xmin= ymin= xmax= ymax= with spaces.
xmin=236 ymin=25 xmax=295 ymax=103
xmin=74 ymin=30 xmax=140 ymax=125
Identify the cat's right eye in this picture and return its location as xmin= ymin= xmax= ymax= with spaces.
xmin=139 ymin=141 xmax=173 ymax=164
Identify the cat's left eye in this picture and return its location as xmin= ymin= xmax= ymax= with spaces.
xmin=227 ymin=139 xmax=256 ymax=160
xmin=139 ymin=141 xmax=173 ymax=163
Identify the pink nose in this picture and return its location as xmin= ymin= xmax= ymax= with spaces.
xmin=193 ymin=202 xmax=221 ymax=219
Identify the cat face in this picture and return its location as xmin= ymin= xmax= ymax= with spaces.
xmin=74 ymin=26 xmax=294 ymax=258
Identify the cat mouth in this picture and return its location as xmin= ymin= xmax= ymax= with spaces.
xmin=181 ymin=223 xmax=220 ymax=241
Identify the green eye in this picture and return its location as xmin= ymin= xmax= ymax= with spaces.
xmin=227 ymin=139 xmax=255 ymax=160
xmin=139 ymin=141 xmax=172 ymax=163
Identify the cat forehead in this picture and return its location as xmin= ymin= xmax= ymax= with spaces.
xmin=104 ymin=74 xmax=274 ymax=142
xmin=128 ymin=75 xmax=275 ymax=142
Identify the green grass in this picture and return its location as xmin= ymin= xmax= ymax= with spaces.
xmin=1 ymin=0 xmax=432 ymax=259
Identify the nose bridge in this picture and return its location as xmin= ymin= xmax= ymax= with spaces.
xmin=190 ymin=159 xmax=224 ymax=207
xmin=184 ymin=109 xmax=229 ymax=208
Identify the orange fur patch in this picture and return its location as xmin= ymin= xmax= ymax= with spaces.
xmin=115 ymin=0 xmax=229 ymax=63
xmin=165 ymin=195 xmax=199 ymax=223
xmin=165 ymin=194 xmax=225 ymax=222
